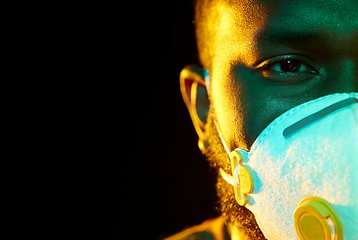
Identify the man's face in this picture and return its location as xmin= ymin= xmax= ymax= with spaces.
xmin=209 ymin=0 xmax=358 ymax=151
xmin=197 ymin=0 xmax=358 ymax=238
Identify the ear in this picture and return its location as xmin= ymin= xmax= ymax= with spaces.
xmin=180 ymin=65 xmax=210 ymax=151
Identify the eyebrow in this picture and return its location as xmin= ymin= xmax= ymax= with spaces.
xmin=256 ymin=30 xmax=326 ymax=48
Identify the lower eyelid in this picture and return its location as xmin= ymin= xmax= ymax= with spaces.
xmin=260 ymin=70 xmax=316 ymax=83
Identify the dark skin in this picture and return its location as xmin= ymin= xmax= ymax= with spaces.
xmin=185 ymin=0 xmax=358 ymax=150
xmin=181 ymin=0 xmax=358 ymax=238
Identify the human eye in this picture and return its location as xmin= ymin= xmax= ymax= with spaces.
xmin=255 ymin=55 xmax=318 ymax=83
xmin=270 ymin=59 xmax=313 ymax=73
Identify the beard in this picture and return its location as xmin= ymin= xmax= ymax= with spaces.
xmin=204 ymin=108 xmax=267 ymax=240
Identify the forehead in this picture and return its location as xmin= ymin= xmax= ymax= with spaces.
xmin=262 ymin=0 xmax=358 ymax=32
xmin=213 ymin=0 xmax=358 ymax=65
xmin=222 ymin=0 xmax=358 ymax=35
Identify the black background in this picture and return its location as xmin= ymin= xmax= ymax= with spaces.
xmin=93 ymin=1 xmax=219 ymax=239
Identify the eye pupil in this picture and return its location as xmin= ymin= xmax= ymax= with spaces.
xmin=280 ymin=59 xmax=301 ymax=72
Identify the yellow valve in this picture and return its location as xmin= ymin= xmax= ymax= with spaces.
xmin=293 ymin=196 xmax=343 ymax=240
xmin=230 ymin=149 xmax=254 ymax=206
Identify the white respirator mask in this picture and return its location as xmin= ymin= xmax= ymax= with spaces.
xmin=210 ymin=88 xmax=358 ymax=239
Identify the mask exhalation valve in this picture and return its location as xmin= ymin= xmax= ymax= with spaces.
xmin=293 ymin=196 xmax=343 ymax=240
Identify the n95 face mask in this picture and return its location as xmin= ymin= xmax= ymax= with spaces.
xmin=217 ymin=92 xmax=358 ymax=240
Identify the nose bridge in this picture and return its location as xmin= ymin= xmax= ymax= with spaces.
xmin=333 ymin=58 xmax=358 ymax=92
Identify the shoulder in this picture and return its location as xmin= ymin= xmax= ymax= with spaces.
xmin=165 ymin=216 xmax=231 ymax=240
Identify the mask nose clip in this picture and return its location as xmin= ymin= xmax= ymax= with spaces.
xmin=293 ymin=196 xmax=343 ymax=240
xmin=230 ymin=149 xmax=254 ymax=206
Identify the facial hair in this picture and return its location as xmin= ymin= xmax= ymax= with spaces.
xmin=204 ymin=108 xmax=267 ymax=240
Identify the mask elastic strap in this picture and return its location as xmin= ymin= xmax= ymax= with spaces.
xmin=204 ymin=70 xmax=234 ymax=185
xmin=203 ymin=69 xmax=210 ymax=95
xmin=213 ymin=118 xmax=235 ymax=186
xmin=214 ymin=110 xmax=254 ymax=207
xmin=205 ymin=69 xmax=229 ymax=157
xmin=214 ymin=121 xmax=231 ymax=158
xmin=208 ymin=73 xmax=249 ymax=189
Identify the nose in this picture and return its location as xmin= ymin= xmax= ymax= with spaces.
xmin=325 ymin=58 xmax=358 ymax=93
xmin=339 ymin=59 xmax=358 ymax=92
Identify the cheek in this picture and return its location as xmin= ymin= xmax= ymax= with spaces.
xmin=210 ymin=65 xmax=301 ymax=151
xmin=210 ymin=68 xmax=249 ymax=151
